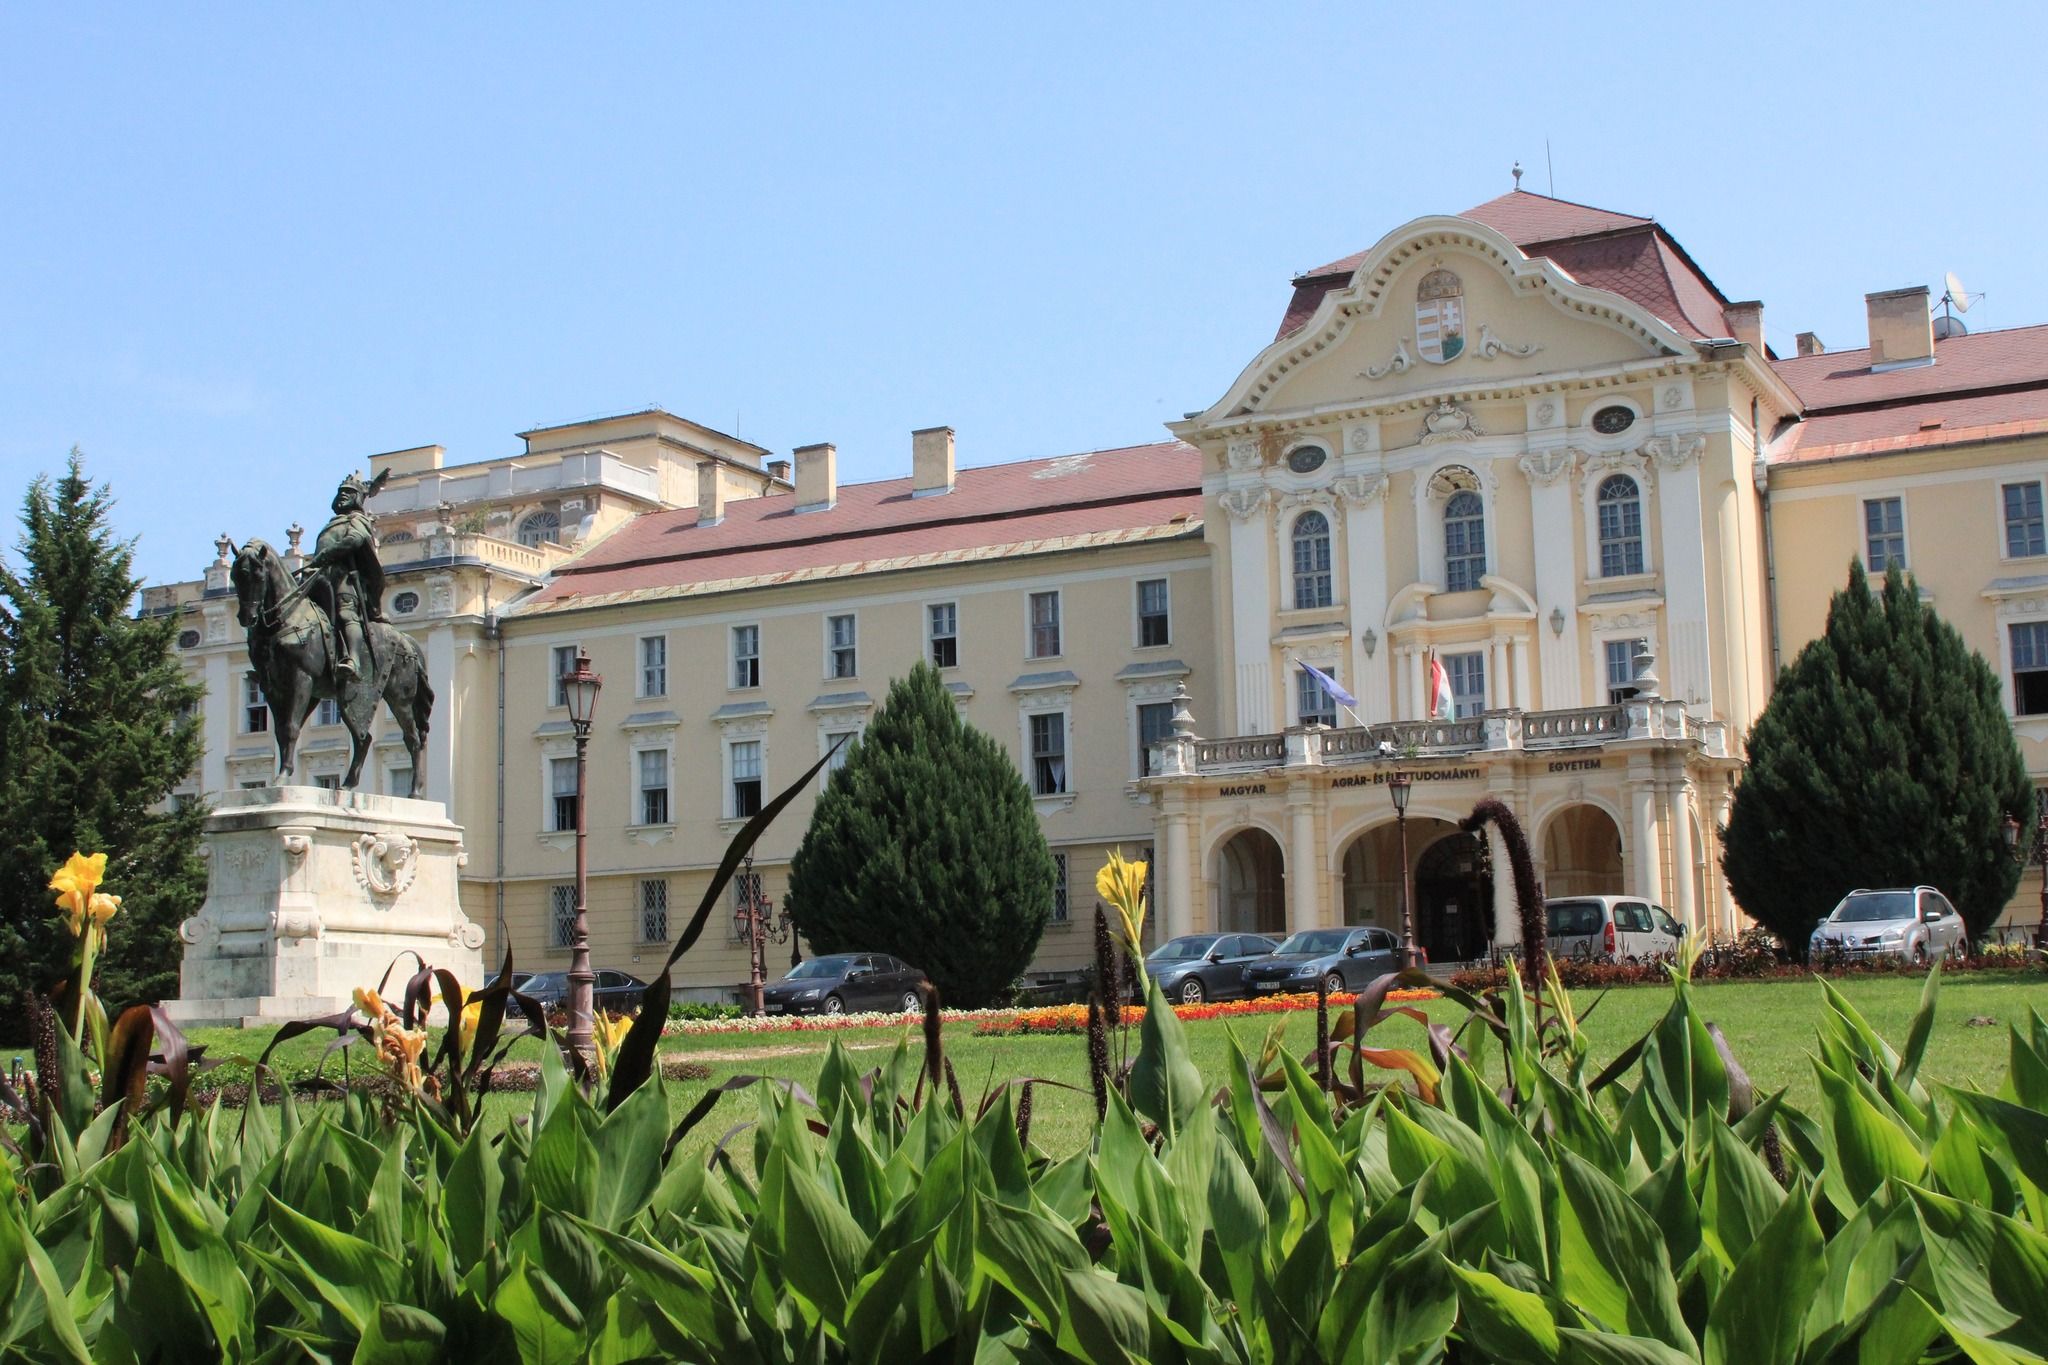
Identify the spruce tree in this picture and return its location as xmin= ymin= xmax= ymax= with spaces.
xmin=786 ymin=661 xmax=1054 ymax=1007
xmin=0 ymin=452 xmax=207 ymax=1027
xmin=1723 ymin=561 xmax=2031 ymax=952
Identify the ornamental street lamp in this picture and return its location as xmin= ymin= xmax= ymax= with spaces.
xmin=1389 ymin=770 xmax=1422 ymax=969
xmin=731 ymin=851 xmax=793 ymax=1015
xmin=2000 ymin=805 xmax=2048 ymax=950
xmin=563 ymin=650 xmax=603 ymax=1063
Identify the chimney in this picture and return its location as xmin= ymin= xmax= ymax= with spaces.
xmin=696 ymin=461 xmax=725 ymax=527
xmin=912 ymin=425 xmax=956 ymax=497
xmin=1724 ymin=300 xmax=1764 ymax=351
xmin=1796 ymin=331 xmax=1826 ymax=358
xmin=767 ymin=458 xmax=791 ymax=483
xmin=1866 ymin=286 xmax=1934 ymax=369
xmin=794 ymin=443 xmax=837 ymax=512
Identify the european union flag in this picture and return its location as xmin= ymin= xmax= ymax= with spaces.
xmin=1298 ymin=660 xmax=1357 ymax=709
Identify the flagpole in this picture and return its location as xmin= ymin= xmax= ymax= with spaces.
xmin=1289 ymin=655 xmax=1366 ymax=729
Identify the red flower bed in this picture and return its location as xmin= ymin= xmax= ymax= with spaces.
xmin=971 ymin=988 xmax=1440 ymax=1037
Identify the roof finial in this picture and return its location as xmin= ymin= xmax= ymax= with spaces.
xmin=1511 ymin=160 xmax=1523 ymax=190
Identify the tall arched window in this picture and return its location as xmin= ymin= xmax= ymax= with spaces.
xmin=518 ymin=510 xmax=562 ymax=549
xmin=1596 ymin=475 xmax=1644 ymax=577
xmin=1292 ymin=511 xmax=1333 ymax=609
xmin=1443 ymin=491 xmax=1486 ymax=591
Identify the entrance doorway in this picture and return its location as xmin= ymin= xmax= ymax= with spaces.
xmin=1542 ymin=805 xmax=1624 ymax=898
xmin=1415 ymin=831 xmax=1493 ymax=964
xmin=1214 ymin=828 xmax=1285 ymax=935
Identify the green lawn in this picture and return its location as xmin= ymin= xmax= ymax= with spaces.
xmin=180 ymin=971 xmax=2047 ymax=1164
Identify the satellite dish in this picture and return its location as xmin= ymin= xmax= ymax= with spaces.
xmin=1945 ymin=271 xmax=1973 ymax=313
xmin=1934 ymin=314 xmax=1969 ymax=340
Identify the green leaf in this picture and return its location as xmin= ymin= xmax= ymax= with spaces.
xmin=1703 ymin=1178 xmax=1824 ymax=1365
xmin=1357 ymin=1239 xmax=1458 ymax=1365
xmin=1909 ymin=1185 xmax=2048 ymax=1357
xmin=1699 ymin=1122 xmax=1783 ymax=1269
xmin=592 ymin=1072 xmax=668 ymax=1231
xmin=1554 ymin=1151 xmax=1694 ymax=1355
xmin=1127 ymin=977 xmax=1204 ymax=1141
xmin=1055 ymin=1269 xmax=1149 ymax=1364
xmin=442 ymin=1124 xmax=501 ymax=1270
xmin=527 ymin=1086 xmax=599 ymax=1218
xmin=352 ymin=1305 xmax=446 ymax=1365
xmin=1949 ymin=1088 xmax=2048 ymax=1200
xmin=265 ymin=1193 xmax=401 ymax=1333
xmin=1813 ymin=1061 xmax=1925 ymax=1208
xmin=1449 ymin=1261 xmax=1563 ymax=1365
xmin=1557 ymin=1328 xmax=1701 ymax=1364
xmin=977 ymin=1200 xmax=1090 ymax=1328
xmin=492 ymin=1256 xmax=588 ymax=1365
xmin=1895 ymin=958 xmax=1942 ymax=1090
xmin=772 ymin=1153 xmax=869 ymax=1330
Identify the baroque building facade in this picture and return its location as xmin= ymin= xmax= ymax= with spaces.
xmin=155 ymin=190 xmax=2048 ymax=997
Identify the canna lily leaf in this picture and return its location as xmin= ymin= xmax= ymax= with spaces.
xmin=1127 ymin=977 xmax=1204 ymax=1141
xmin=1702 ymin=1175 xmax=1824 ymax=1365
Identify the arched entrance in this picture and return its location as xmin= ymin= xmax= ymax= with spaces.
xmin=1416 ymin=830 xmax=1493 ymax=964
xmin=1214 ymin=828 xmax=1285 ymax=935
xmin=1542 ymin=804 xmax=1624 ymax=898
xmin=1339 ymin=817 xmax=1469 ymax=944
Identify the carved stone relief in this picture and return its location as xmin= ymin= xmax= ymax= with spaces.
xmin=1517 ymin=447 xmax=1578 ymax=486
xmin=351 ymin=831 xmax=419 ymax=899
xmin=1419 ymin=400 xmax=1481 ymax=444
xmin=1225 ymin=437 xmax=1263 ymax=472
xmin=1218 ymin=487 xmax=1272 ymax=523
xmin=1330 ymin=473 xmax=1390 ymax=508
xmin=1361 ymin=339 xmax=1416 ymax=381
xmin=1473 ymin=324 xmax=1542 ymax=359
xmin=1644 ymin=434 xmax=1706 ymax=470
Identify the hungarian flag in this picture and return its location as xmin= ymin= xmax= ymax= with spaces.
xmin=1426 ymin=650 xmax=1455 ymax=720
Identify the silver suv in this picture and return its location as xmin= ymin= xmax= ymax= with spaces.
xmin=1545 ymin=896 xmax=1685 ymax=962
xmin=1809 ymin=887 xmax=1966 ymax=963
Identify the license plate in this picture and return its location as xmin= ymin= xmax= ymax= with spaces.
xmin=765 ymin=1003 xmax=784 ymax=1013
xmin=1253 ymin=981 xmax=1281 ymax=992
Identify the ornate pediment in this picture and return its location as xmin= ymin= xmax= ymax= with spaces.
xmin=1419 ymin=400 xmax=1481 ymax=445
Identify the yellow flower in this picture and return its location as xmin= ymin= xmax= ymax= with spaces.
xmin=1095 ymin=849 xmax=1150 ymax=959
xmin=353 ymin=986 xmax=389 ymax=1021
xmin=49 ymin=851 xmax=108 ymax=938
xmin=460 ymin=999 xmax=483 ymax=1045
xmin=88 ymin=893 xmax=121 ymax=927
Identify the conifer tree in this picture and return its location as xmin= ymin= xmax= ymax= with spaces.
xmin=0 ymin=452 xmax=207 ymax=1026
xmin=1723 ymin=561 xmax=2030 ymax=952
xmin=786 ymin=661 xmax=1053 ymax=1007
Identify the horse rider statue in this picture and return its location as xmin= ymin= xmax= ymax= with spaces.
xmin=302 ymin=468 xmax=391 ymax=687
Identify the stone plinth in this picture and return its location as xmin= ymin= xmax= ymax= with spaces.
xmin=165 ymin=787 xmax=486 ymax=1028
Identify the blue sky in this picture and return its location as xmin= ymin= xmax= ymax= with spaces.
xmin=4 ymin=5 xmax=2044 ymax=587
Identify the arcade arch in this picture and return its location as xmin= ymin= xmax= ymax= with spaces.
xmin=1213 ymin=828 xmax=1285 ymax=936
xmin=1542 ymin=803 xmax=1625 ymax=898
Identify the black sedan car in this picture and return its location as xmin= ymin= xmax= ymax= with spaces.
xmin=1242 ymin=926 xmax=1403 ymax=995
xmin=761 ymin=953 xmax=928 ymax=1016
xmin=1145 ymin=933 xmax=1280 ymax=1004
xmin=517 ymin=969 xmax=648 ymax=1012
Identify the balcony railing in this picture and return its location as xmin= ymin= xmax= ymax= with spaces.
xmin=1194 ymin=736 xmax=1286 ymax=767
xmin=1523 ymin=705 xmax=1626 ymax=748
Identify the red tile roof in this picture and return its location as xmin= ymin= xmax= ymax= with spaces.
xmin=518 ymin=441 xmax=1203 ymax=611
xmin=1771 ymin=386 xmax=2048 ymax=464
xmin=1770 ymin=323 xmax=2048 ymax=410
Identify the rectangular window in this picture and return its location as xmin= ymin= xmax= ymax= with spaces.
xmin=638 ymin=748 xmax=670 ymax=825
xmin=313 ymin=774 xmax=340 ymax=791
xmin=387 ymin=766 xmax=413 ymax=798
xmin=2005 ymin=482 xmax=2046 ymax=559
xmin=928 ymin=602 xmax=958 ymax=668
xmin=639 ymin=635 xmax=668 ymax=697
xmin=827 ymin=615 xmax=857 ymax=679
xmin=2013 ymin=622 xmax=2048 ymax=716
xmin=1050 ymin=852 xmax=1069 ymax=923
xmin=1029 ymin=712 xmax=1067 ymax=795
xmin=730 ymin=740 xmax=763 ymax=817
xmin=1028 ymin=591 xmax=1061 ymax=659
xmin=1297 ymin=665 xmax=1337 ymax=728
xmin=550 ymin=644 xmax=578 ymax=707
xmin=639 ymin=878 xmax=670 ymax=944
xmin=550 ymin=884 xmax=577 ymax=949
xmin=824 ymin=730 xmax=858 ymax=784
xmin=731 ymin=624 xmax=759 ymax=689
xmin=1137 ymin=578 xmax=1170 ymax=647
xmin=1445 ymin=652 xmax=1486 ymax=719
xmin=549 ymin=755 xmax=578 ymax=832
xmin=1864 ymin=497 xmax=1906 ymax=572
xmin=1605 ymin=638 xmax=1647 ymax=704
xmin=243 ymin=673 xmax=268 ymax=733
xmin=316 ymin=697 xmax=340 ymax=726
xmin=1136 ymin=701 xmax=1174 ymax=777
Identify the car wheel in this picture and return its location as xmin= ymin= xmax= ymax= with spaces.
xmin=823 ymin=994 xmax=846 ymax=1015
xmin=1178 ymin=979 xmax=1206 ymax=1006
xmin=1323 ymin=972 xmax=1345 ymax=995
xmin=1912 ymin=943 xmax=1929 ymax=967
xmin=1950 ymin=938 xmax=1970 ymax=963
xmin=900 ymin=990 xmax=921 ymax=1013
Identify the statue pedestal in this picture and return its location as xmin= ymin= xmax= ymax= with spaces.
xmin=164 ymin=787 xmax=486 ymax=1029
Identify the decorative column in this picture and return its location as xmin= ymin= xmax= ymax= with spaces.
xmin=1648 ymin=433 xmax=1714 ymax=707
xmin=1406 ymin=647 xmax=1426 ymax=722
xmin=1286 ymin=784 xmax=1320 ymax=933
xmin=1491 ymin=635 xmax=1512 ymax=709
xmin=1630 ymin=762 xmax=1661 ymax=903
xmin=1669 ymin=774 xmax=1698 ymax=933
xmin=1510 ymin=635 xmax=1531 ymax=714
xmin=1519 ymin=446 xmax=1580 ymax=707
xmin=1162 ymin=805 xmax=1194 ymax=941
xmin=1220 ymin=473 xmax=1274 ymax=735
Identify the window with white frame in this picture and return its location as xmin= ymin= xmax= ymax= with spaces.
xmin=1137 ymin=578 xmax=1170 ymax=647
xmin=639 ymin=878 xmax=670 ymax=943
xmin=731 ymin=624 xmax=760 ymax=689
xmin=2012 ymin=622 xmax=2048 ymax=716
xmin=1291 ymin=512 xmax=1333 ymax=610
xmin=550 ymin=645 xmax=578 ymax=707
xmin=316 ymin=697 xmax=340 ymax=726
xmin=826 ymin=615 xmax=857 ymax=679
xmin=824 ymin=730 xmax=859 ymax=782
xmin=1604 ymin=638 xmax=1647 ymax=704
xmin=1596 ymin=475 xmax=1645 ymax=577
xmin=243 ymin=673 xmax=268 ymax=733
xmin=313 ymin=774 xmax=340 ymax=791
xmin=1029 ymin=712 xmax=1067 ymax=795
xmin=1444 ymin=492 xmax=1487 ymax=591
xmin=549 ymin=884 xmax=576 ymax=948
xmin=639 ymin=635 xmax=668 ymax=697
xmin=1050 ymin=852 xmax=1069 ymax=923
xmin=386 ymin=765 xmax=413 ymax=798
xmin=637 ymin=747 xmax=670 ymax=825
xmin=1444 ymin=651 xmax=1486 ymax=719
xmin=1296 ymin=664 xmax=1337 ymax=728
xmin=1864 ymin=497 xmax=1906 ymax=572
xmin=520 ymin=510 xmax=562 ymax=549
xmin=549 ymin=756 xmax=578 ymax=831
xmin=1028 ymin=591 xmax=1062 ymax=658
xmin=1136 ymin=701 xmax=1174 ymax=777
xmin=2005 ymin=482 xmax=2046 ymax=559
xmin=730 ymin=739 xmax=763 ymax=817
xmin=928 ymin=602 xmax=958 ymax=668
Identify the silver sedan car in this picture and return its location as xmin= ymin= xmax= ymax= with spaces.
xmin=1809 ymin=886 xmax=1967 ymax=964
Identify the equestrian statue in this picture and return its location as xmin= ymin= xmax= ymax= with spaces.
xmin=227 ymin=468 xmax=434 ymax=796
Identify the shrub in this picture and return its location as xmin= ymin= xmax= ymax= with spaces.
xmin=667 ymin=999 xmax=745 ymax=1022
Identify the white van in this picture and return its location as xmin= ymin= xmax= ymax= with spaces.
xmin=1545 ymin=896 xmax=1685 ymax=962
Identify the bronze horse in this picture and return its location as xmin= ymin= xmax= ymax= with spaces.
xmin=229 ymin=538 xmax=433 ymax=795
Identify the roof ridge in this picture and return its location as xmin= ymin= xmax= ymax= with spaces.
xmin=1478 ymin=187 xmax=1655 ymax=223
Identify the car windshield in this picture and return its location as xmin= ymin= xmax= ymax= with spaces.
xmin=1274 ymin=930 xmax=1349 ymax=956
xmin=785 ymin=957 xmax=854 ymax=981
xmin=1547 ymin=901 xmax=1602 ymax=937
xmin=1149 ymin=937 xmax=1218 ymax=962
xmin=1831 ymin=891 xmax=1915 ymax=923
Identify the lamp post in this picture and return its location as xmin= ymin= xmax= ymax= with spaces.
xmin=1389 ymin=770 xmax=1421 ymax=969
xmin=732 ymin=851 xmax=793 ymax=1015
xmin=562 ymin=649 xmax=603 ymax=1063
xmin=2001 ymin=805 xmax=2048 ymax=949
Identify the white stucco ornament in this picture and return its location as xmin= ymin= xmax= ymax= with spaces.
xmin=1225 ymin=437 xmax=1263 ymax=472
xmin=1419 ymin=400 xmax=1481 ymax=444
xmin=1518 ymin=446 xmax=1578 ymax=486
xmin=1361 ymin=338 xmax=1416 ymax=381
xmin=1645 ymin=434 xmax=1706 ymax=470
xmin=1473 ymin=323 xmax=1542 ymax=360
xmin=1218 ymin=487 xmax=1272 ymax=523
xmin=351 ymin=830 xmax=419 ymax=898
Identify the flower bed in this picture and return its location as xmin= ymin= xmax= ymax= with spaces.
xmin=658 ymin=988 xmax=1439 ymax=1037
